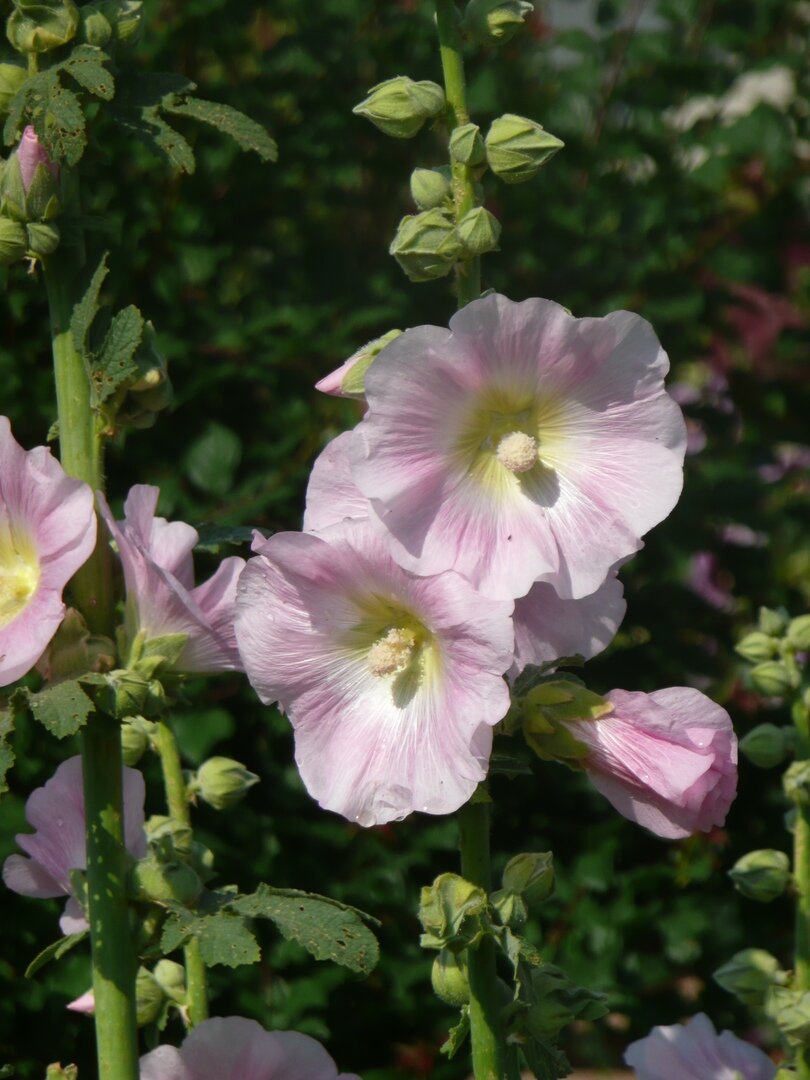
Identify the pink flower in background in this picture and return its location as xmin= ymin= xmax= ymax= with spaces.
xmin=17 ymin=125 xmax=59 ymax=194
xmin=0 ymin=416 xmax=96 ymax=687
xmin=235 ymin=520 xmax=513 ymax=826
xmin=566 ymin=687 xmax=737 ymax=839
xmin=345 ymin=294 xmax=686 ymax=601
xmin=624 ymin=1013 xmax=775 ymax=1079
xmin=2 ymin=756 xmax=147 ymax=933
xmin=98 ymin=485 xmax=244 ymax=673
xmin=139 ymin=1016 xmax=360 ymax=1080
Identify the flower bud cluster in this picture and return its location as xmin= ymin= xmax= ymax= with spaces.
xmin=736 ymin=605 xmax=808 ymax=700
xmin=5 ymin=0 xmax=142 ymax=56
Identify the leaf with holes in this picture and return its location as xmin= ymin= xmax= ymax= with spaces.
xmin=114 ymin=107 xmax=195 ymax=174
xmin=40 ymin=82 xmax=87 ymax=165
xmin=61 ymin=46 xmax=115 ymax=101
xmin=71 ymin=253 xmax=110 ymax=356
xmin=161 ymin=910 xmax=260 ymax=969
xmin=164 ymin=97 xmax=277 ymax=163
xmin=0 ymin=708 xmax=14 ymax=796
xmin=15 ymin=680 xmax=95 ymax=739
xmin=91 ymin=304 xmax=144 ymax=406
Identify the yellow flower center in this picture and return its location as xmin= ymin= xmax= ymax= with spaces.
xmin=495 ymin=430 xmax=538 ymax=473
xmin=0 ymin=520 xmax=39 ymax=628
xmin=367 ymin=627 xmax=417 ymax=677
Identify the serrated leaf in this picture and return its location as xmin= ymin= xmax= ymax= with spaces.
xmin=20 ymin=680 xmax=95 ymax=738
xmin=25 ymin=931 xmax=87 ymax=978
xmin=164 ymin=97 xmax=277 ymax=162
xmin=61 ymin=47 xmax=115 ymax=101
xmin=232 ymin=884 xmax=380 ymax=974
xmin=71 ymin=252 xmax=109 ymax=355
xmin=3 ymin=71 xmax=55 ymax=146
xmin=0 ymin=708 xmax=14 ymax=796
xmin=440 ymin=1006 xmax=469 ymax=1058
xmin=38 ymin=82 xmax=86 ymax=166
xmin=161 ymin=910 xmax=260 ymax=969
xmin=114 ymin=107 xmax=195 ymax=174
xmin=91 ymin=304 xmax=144 ymax=405
xmin=521 ymin=1040 xmax=572 ymax=1080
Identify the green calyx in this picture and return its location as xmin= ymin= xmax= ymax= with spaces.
xmin=739 ymin=723 xmax=793 ymax=769
xmin=728 ymin=849 xmax=792 ymax=903
xmin=501 ymin=851 xmax=555 ymax=905
xmin=485 ymin=113 xmax=564 ymax=184
xmin=519 ymin=678 xmax=611 ymax=765
xmin=191 ymin=756 xmax=260 ymax=811
xmin=457 ymin=206 xmax=501 ymax=257
xmin=389 ymin=208 xmax=462 ymax=282
xmin=419 ymin=872 xmax=489 ymax=950
xmin=449 ymin=122 xmax=486 ymax=166
xmin=339 ymin=329 xmax=402 ymax=398
xmin=463 ymin=0 xmax=535 ymax=45
xmin=7 ymin=0 xmax=80 ymax=53
xmin=353 ymin=76 xmax=445 ymax=139
xmin=714 ymin=948 xmax=788 ymax=1006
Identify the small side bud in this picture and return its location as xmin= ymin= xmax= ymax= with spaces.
xmin=193 ymin=756 xmax=259 ymax=810
xmin=132 ymin=854 xmax=203 ymax=906
xmin=410 ymin=166 xmax=451 ymax=210
xmin=713 ymin=948 xmax=787 ymax=1006
xmin=431 ymin=949 xmax=470 ymax=1005
xmin=135 ymin=966 xmax=164 ymax=1027
xmin=739 ymin=723 xmax=793 ymax=769
xmin=7 ymin=0 xmax=80 ymax=54
xmin=121 ymin=717 xmax=157 ymax=766
xmin=784 ymin=761 xmax=810 ymax=806
xmin=353 ymin=76 xmax=445 ymax=139
xmin=152 ymin=959 xmax=187 ymax=1004
xmin=457 ymin=206 xmax=501 ymax=257
xmin=736 ymin=630 xmax=779 ymax=664
xmin=463 ymin=0 xmax=535 ymax=45
xmin=26 ymin=221 xmax=59 ymax=256
xmin=0 ymin=217 xmax=28 ymax=264
xmin=787 ymin=614 xmax=810 ymax=651
xmin=317 ymin=328 xmax=402 ymax=399
xmin=728 ymin=849 xmax=791 ymax=903
xmin=113 ymin=0 xmax=144 ymax=48
xmin=759 ymin=605 xmax=789 ymax=636
xmin=389 ymin=208 xmax=461 ymax=282
xmin=501 ymin=851 xmax=555 ymax=904
xmin=485 ymin=113 xmax=564 ymax=184
xmin=46 ymin=1066 xmax=79 ymax=1080
xmin=0 ymin=63 xmax=27 ymax=115
xmin=449 ymin=122 xmax=485 ymax=166
xmin=750 ymin=660 xmax=794 ymax=697
xmin=78 ymin=3 xmax=113 ymax=46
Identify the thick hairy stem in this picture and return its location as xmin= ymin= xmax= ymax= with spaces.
xmin=793 ymin=698 xmax=810 ymax=1079
xmin=155 ymin=719 xmax=210 ymax=1026
xmin=46 ymin=245 xmax=139 ymax=1080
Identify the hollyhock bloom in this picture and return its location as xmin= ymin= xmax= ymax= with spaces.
xmin=565 ymin=687 xmax=737 ymax=839
xmin=343 ymin=294 xmax=686 ymax=601
xmin=97 ymin=485 xmax=244 ymax=673
xmin=2 ymin=755 xmax=147 ymax=933
xmin=235 ymin=520 xmax=514 ymax=826
xmin=140 ymin=1016 xmax=360 ymax=1080
xmin=17 ymin=125 xmax=59 ymax=193
xmin=0 ymin=416 xmax=97 ymax=687
xmin=624 ymin=1013 xmax=775 ymax=1079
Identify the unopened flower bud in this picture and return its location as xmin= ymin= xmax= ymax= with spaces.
xmin=121 ymin=716 xmax=156 ymax=766
xmin=713 ymin=948 xmax=787 ymax=1006
xmin=485 ymin=113 xmax=564 ymax=184
xmin=736 ymin=630 xmax=779 ymax=664
xmin=7 ymin=0 xmax=80 ymax=54
xmin=457 ymin=206 xmax=501 ymax=256
xmin=152 ymin=959 xmax=186 ymax=1003
xmin=410 ymin=166 xmax=451 ymax=210
xmin=766 ymin=986 xmax=810 ymax=1045
xmin=46 ymin=1066 xmax=78 ymax=1080
xmin=389 ymin=208 xmax=461 ymax=282
xmin=750 ymin=660 xmax=793 ymax=697
xmin=0 ymin=63 xmax=27 ymax=114
xmin=449 ymin=122 xmax=485 ymax=166
xmin=490 ymin=887 xmax=527 ymax=929
xmin=739 ymin=723 xmax=793 ymax=769
xmin=353 ymin=76 xmax=445 ymax=139
xmin=784 ymin=761 xmax=810 ymax=806
xmin=316 ymin=328 xmax=403 ymax=399
xmin=78 ymin=3 xmax=112 ymax=46
xmin=431 ymin=949 xmax=470 ymax=1005
xmin=0 ymin=216 xmax=28 ymax=264
xmin=193 ymin=756 xmax=259 ymax=810
xmin=114 ymin=0 xmax=143 ymax=47
xmin=728 ymin=849 xmax=791 ymax=902
xmin=463 ymin=0 xmax=535 ymax=44
xmin=135 ymin=966 xmax=164 ymax=1027
xmin=26 ymin=221 xmax=59 ymax=256
xmin=787 ymin=615 xmax=810 ymax=652
xmin=132 ymin=853 xmax=202 ymax=906
xmin=759 ymin=605 xmax=788 ymax=636
xmin=502 ymin=851 xmax=555 ymax=904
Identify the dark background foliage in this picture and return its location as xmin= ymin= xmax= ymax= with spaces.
xmin=0 ymin=0 xmax=808 ymax=1075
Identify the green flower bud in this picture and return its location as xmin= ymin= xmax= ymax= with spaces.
xmin=410 ymin=166 xmax=451 ymax=211
xmin=759 ymin=605 xmax=789 ymax=636
xmin=750 ymin=660 xmax=793 ymax=697
xmin=152 ymin=959 xmax=186 ymax=1004
xmin=457 ymin=206 xmax=501 ymax=257
xmin=7 ymin=0 xmax=80 ymax=53
xmin=766 ymin=986 xmax=810 ymax=1045
xmin=132 ymin=854 xmax=203 ymax=906
xmin=501 ymin=851 xmax=555 ymax=904
xmin=784 ymin=761 xmax=810 ymax=806
xmin=463 ymin=0 xmax=535 ymax=44
xmin=135 ymin=966 xmax=164 ymax=1027
xmin=787 ymin=614 xmax=810 ymax=651
xmin=0 ymin=217 xmax=28 ymax=264
xmin=0 ymin=63 xmax=27 ymax=114
xmin=449 ymin=122 xmax=485 ymax=166
xmin=26 ymin=221 xmax=59 ymax=256
xmin=353 ymin=76 xmax=445 ymax=139
xmin=740 ymin=723 xmax=793 ymax=769
xmin=431 ymin=948 xmax=470 ymax=1005
xmin=337 ymin=329 xmax=402 ymax=398
xmin=485 ymin=113 xmax=564 ymax=184
xmin=78 ymin=4 xmax=113 ymax=46
xmin=113 ymin=0 xmax=143 ymax=47
xmin=389 ymin=208 xmax=461 ymax=282
xmin=713 ymin=948 xmax=787 ymax=1006
xmin=121 ymin=716 xmax=156 ymax=766
xmin=193 ymin=756 xmax=259 ymax=810
xmin=490 ymin=887 xmax=527 ymax=929
xmin=736 ymin=630 xmax=779 ymax=664
xmin=419 ymin=872 xmax=488 ymax=949
xmin=728 ymin=849 xmax=791 ymax=902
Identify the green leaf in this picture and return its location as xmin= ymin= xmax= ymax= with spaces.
xmin=3 ymin=71 xmax=55 ymax=146
xmin=90 ymin=304 xmax=144 ymax=405
xmin=184 ymin=422 xmax=242 ymax=497
xmin=25 ymin=931 xmax=87 ymax=979
xmin=521 ymin=1039 xmax=572 ymax=1080
xmin=164 ymin=97 xmax=278 ymax=162
xmin=71 ymin=252 xmax=109 ymax=355
xmin=161 ymin=910 xmax=260 ymax=969
xmin=18 ymin=679 xmax=95 ymax=738
xmin=440 ymin=1006 xmax=469 ymax=1058
xmin=232 ymin=884 xmax=380 ymax=974
xmin=115 ymin=107 xmax=195 ymax=174
xmin=37 ymin=82 xmax=86 ymax=166
xmin=60 ymin=46 xmax=115 ymax=101
xmin=0 ymin=708 xmax=14 ymax=796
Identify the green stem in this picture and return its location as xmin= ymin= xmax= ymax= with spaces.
xmin=793 ymin=699 xmax=810 ymax=1079
xmin=155 ymin=719 xmax=210 ymax=1026
xmin=46 ymin=245 xmax=139 ymax=1080
xmin=435 ymin=0 xmax=481 ymax=306
xmin=459 ymin=795 xmax=507 ymax=1080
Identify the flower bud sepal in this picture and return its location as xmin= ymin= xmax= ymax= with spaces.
xmin=728 ymin=849 xmax=792 ymax=902
xmin=190 ymin=756 xmax=259 ymax=810
xmin=485 ymin=113 xmax=564 ymax=184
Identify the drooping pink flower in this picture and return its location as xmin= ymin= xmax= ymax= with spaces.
xmin=0 ymin=416 xmax=97 ymax=687
xmin=565 ymin=687 xmax=737 ymax=839
xmin=624 ymin=1013 xmax=775 ymax=1079
xmin=235 ymin=520 xmax=514 ymax=826
xmin=17 ymin=125 xmax=59 ymax=194
xmin=2 ymin=756 xmax=147 ymax=933
xmin=339 ymin=294 xmax=686 ymax=601
xmin=97 ymin=485 xmax=244 ymax=673
xmin=140 ymin=1016 xmax=360 ymax=1080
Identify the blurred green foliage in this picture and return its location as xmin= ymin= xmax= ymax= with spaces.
xmin=0 ymin=0 xmax=808 ymax=1075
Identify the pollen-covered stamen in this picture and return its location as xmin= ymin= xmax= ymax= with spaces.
xmin=367 ymin=627 xmax=417 ymax=677
xmin=495 ymin=430 xmax=538 ymax=473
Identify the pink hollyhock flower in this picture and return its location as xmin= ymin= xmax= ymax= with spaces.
xmin=235 ymin=520 xmax=514 ymax=825
xmin=563 ymin=687 xmax=736 ymax=839
xmin=343 ymin=294 xmax=686 ymax=601
xmin=66 ymin=990 xmax=95 ymax=1014
xmin=624 ymin=1013 xmax=775 ymax=1079
xmin=2 ymin=755 xmax=147 ymax=933
xmin=0 ymin=416 xmax=97 ymax=687
xmin=139 ymin=1017 xmax=360 ymax=1080
xmin=17 ymin=125 xmax=59 ymax=193
xmin=97 ymin=485 xmax=244 ymax=673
